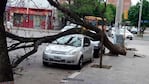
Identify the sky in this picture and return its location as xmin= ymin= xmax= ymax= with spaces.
xmin=7 ymin=0 xmax=53 ymax=9
xmin=131 ymin=0 xmax=140 ymax=5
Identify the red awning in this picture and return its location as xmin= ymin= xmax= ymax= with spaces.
xmin=10 ymin=7 xmax=52 ymax=15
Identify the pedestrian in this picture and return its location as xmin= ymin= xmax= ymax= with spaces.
xmin=6 ymin=21 xmax=13 ymax=32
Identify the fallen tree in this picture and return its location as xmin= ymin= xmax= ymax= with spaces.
xmin=5 ymin=0 xmax=126 ymax=68
xmin=0 ymin=0 xmax=127 ymax=83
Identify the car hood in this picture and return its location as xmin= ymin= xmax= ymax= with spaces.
xmin=46 ymin=44 xmax=79 ymax=53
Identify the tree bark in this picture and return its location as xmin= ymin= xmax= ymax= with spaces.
xmin=0 ymin=0 xmax=14 ymax=83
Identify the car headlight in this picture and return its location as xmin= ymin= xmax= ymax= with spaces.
xmin=44 ymin=47 xmax=52 ymax=54
xmin=67 ymin=51 xmax=79 ymax=55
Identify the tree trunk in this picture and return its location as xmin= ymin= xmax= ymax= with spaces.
xmin=0 ymin=0 xmax=14 ymax=83
xmin=0 ymin=28 xmax=14 ymax=83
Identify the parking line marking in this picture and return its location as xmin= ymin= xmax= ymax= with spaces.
xmin=68 ymin=72 xmax=81 ymax=78
xmin=60 ymin=72 xmax=81 ymax=83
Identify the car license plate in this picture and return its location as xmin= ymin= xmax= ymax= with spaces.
xmin=54 ymin=56 xmax=61 ymax=60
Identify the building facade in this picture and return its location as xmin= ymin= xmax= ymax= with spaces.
xmin=107 ymin=0 xmax=131 ymax=19
xmin=7 ymin=7 xmax=54 ymax=30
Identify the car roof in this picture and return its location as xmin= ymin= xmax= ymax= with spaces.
xmin=66 ymin=34 xmax=91 ymax=39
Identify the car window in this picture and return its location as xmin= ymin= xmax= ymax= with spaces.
xmin=52 ymin=35 xmax=82 ymax=47
xmin=84 ymin=37 xmax=91 ymax=46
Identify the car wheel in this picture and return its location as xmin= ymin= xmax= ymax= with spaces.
xmin=89 ymin=54 xmax=94 ymax=62
xmin=76 ymin=56 xmax=83 ymax=70
xmin=93 ymin=49 xmax=99 ymax=58
xmin=43 ymin=61 xmax=48 ymax=66
xmin=130 ymin=37 xmax=133 ymax=40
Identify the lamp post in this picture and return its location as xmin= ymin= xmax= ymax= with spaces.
xmin=138 ymin=0 xmax=143 ymax=36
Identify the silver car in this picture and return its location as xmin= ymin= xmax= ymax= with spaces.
xmin=43 ymin=34 xmax=94 ymax=69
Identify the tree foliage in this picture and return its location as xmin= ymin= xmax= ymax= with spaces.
xmin=105 ymin=4 xmax=116 ymax=25
xmin=128 ymin=0 xmax=149 ymax=27
xmin=69 ymin=0 xmax=98 ymax=17
xmin=63 ymin=0 xmax=116 ymax=25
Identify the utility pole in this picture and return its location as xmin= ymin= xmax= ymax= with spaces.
xmin=138 ymin=0 xmax=143 ymax=36
xmin=114 ymin=0 xmax=124 ymax=45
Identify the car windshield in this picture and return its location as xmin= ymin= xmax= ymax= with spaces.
xmin=52 ymin=35 xmax=82 ymax=47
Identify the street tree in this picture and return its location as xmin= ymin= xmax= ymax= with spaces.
xmin=61 ymin=0 xmax=116 ymax=26
xmin=105 ymin=4 xmax=116 ymax=25
xmin=69 ymin=0 xmax=116 ymax=25
xmin=0 ymin=0 xmax=126 ymax=83
xmin=69 ymin=0 xmax=98 ymax=17
xmin=128 ymin=0 xmax=149 ymax=27
xmin=0 ymin=0 xmax=14 ymax=83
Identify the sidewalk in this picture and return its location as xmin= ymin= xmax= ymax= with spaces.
xmin=64 ymin=35 xmax=149 ymax=84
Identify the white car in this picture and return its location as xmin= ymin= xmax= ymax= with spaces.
xmin=60 ymin=23 xmax=81 ymax=32
xmin=43 ymin=34 xmax=94 ymax=69
xmin=131 ymin=27 xmax=138 ymax=34
xmin=111 ymin=28 xmax=134 ymax=40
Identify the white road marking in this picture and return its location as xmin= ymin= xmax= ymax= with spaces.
xmin=60 ymin=72 xmax=81 ymax=83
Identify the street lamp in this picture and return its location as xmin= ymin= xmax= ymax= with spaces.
xmin=137 ymin=0 xmax=143 ymax=36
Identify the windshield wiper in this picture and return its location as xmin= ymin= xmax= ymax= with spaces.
xmin=64 ymin=37 xmax=73 ymax=45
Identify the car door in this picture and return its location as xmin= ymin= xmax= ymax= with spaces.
xmin=83 ymin=37 xmax=92 ymax=60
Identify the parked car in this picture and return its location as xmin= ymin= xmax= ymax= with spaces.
xmin=111 ymin=28 xmax=134 ymax=40
xmin=89 ymin=30 xmax=106 ymax=58
xmin=91 ymin=40 xmax=105 ymax=58
xmin=60 ymin=23 xmax=81 ymax=32
xmin=43 ymin=34 xmax=94 ymax=69
xmin=131 ymin=27 xmax=138 ymax=34
xmin=61 ymin=25 xmax=104 ymax=58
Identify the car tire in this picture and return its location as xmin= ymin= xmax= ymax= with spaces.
xmin=43 ymin=61 xmax=48 ymax=66
xmin=89 ymin=54 xmax=94 ymax=62
xmin=76 ymin=56 xmax=83 ymax=70
xmin=130 ymin=37 xmax=133 ymax=40
xmin=93 ymin=49 xmax=99 ymax=58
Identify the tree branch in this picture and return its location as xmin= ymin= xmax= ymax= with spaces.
xmin=8 ymin=43 xmax=34 ymax=52
xmin=47 ymin=0 xmax=126 ymax=55
xmin=6 ymin=0 xmax=127 ymax=68
xmin=12 ymin=41 xmax=39 ymax=68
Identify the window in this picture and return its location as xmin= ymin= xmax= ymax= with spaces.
xmin=52 ymin=35 xmax=82 ymax=47
xmin=84 ymin=37 xmax=90 ymax=46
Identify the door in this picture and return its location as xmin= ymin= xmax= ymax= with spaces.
xmin=34 ymin=15 xmax=41 ymax=29
xmin=83 ymin=37 xmax=92 ymax=60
